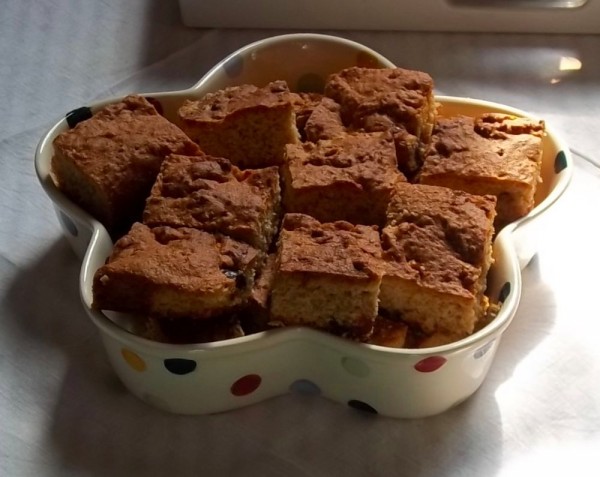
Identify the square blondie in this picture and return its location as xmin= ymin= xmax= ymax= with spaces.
xmin=282 ymin=131 xmax=405 ymax=226
xmin=269 ymin=213 xmax=383 ymax=340
xmin=52 ymin=95 xmax=201 ymax=237
xmin=419 ymin=113 xmax=545 ymax=229
xmin=178 ymin=81 xmax=300 ymax=168
xmin=92 ymin=223 xmax=261 ymax=320
xmin=324 ymin=67 xmax=436 ymax=176
xmin=143 ymin=154 xmax=280 ymax=251
xmin=380 ymin=182 xmax=496 ymax=340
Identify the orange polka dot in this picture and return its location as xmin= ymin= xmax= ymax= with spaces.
xmin=121 ymin=348 xmax=146 ymax=372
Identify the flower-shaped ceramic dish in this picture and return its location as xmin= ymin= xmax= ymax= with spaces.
xmin=35 ymin=34 xmax=572 ymax=418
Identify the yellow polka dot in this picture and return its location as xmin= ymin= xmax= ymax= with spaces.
xmin=121 ymin=348 xmax=146 ymax=372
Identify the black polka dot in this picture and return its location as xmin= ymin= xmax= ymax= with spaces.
xmin=499 ymin=282 xmax=511 ymax=303
xmin=163 ymin=358 xmax=197 ymax=375
xmin=554 ymin=150 xmax=568 ymax=174
xmin=65 ymin=106 xmax=92 ymax=128
xmin=348 ymin=399 xmax=378 ymax=414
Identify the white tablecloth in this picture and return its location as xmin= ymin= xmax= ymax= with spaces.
xmin=2 ymin=1 xmax=600 ymax=475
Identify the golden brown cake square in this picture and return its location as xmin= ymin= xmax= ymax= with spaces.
xmin=380 ymin=182 xmax=496 ymax=340
xmin=324 ymin=66 xmax=436 ymax=175
xmin=92 ymin=223 xmax=261 ymax=320
xmin=269 ymin=213 xmax=383 ymax=340
xmin=282 ymin=131 xmax=405 ymax=226
xmin=143 ymin=154 xmax=280 ymax=251
xmin=51 ymin=95 xmax=201 ymax=237
xmin=178 ymin=81 xmax=300 ymax=168
xmin=419 ymin=113 xmax=545 ymax=229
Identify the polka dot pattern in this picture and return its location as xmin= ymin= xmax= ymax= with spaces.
xmin=58 ymin=211 xmax=78 ymax=237
xmin=121 ymin=348 xmax=146 ymax=372
xmin=290 ymin=379 xmax=321 ymax=396
xmin=348 ymin=399 xmax=378 ymax=414
xmin=65 ymin=106 xmax=92 ymax=128
xmin=163 ymin=358 xmax=197 ymax=375
xmin=231 ymin=374 xmax=262 ymax=396
xmin=554 ymin=150 xmax=568 ymax=174
xmin=341 ymin=357 xmax=370 ymax=378
xmin=499 ymin=282 xmax=511 ymax=303
xmin=414 ymin=356 xmax=447 ymax=373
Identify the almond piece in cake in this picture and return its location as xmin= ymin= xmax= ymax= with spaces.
xmin=52 ymin=95 xmax=201 ymax=236
xmin=269 ymin=213 xmax=383 ymax=340
xmin=178 ymin=81 xmax=300 ymax=168
xmin=92 ymin=223 xmax=261 ymax=320
xmin=419 ymin=113 xmax=545 ymax=229
xmin=380 ymin=182 xmax=496 ymax=340
xmin=282 ymin=131 xmax=405 ymax=226
xmin=143 ymin=154 xmax=280 ymax=251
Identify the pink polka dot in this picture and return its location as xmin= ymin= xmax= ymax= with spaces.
xmin=230 ymin=374 xmax=262 ymax=396
xmin=414 ymin=356 xmax=447 ymax=373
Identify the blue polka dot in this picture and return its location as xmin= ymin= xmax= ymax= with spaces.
xmin=348 ymin=399 xmax=378 ymax=414
xmin=290 ymin=379 xmax=321 ymax=396
xmin=58 ymin=211 xmax=78 ymax=237
xmin=163 ymin=358 xmax=197 ymax=375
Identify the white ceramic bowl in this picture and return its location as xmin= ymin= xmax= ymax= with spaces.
xmin=35 ymin=33 xmax=572 ymax=418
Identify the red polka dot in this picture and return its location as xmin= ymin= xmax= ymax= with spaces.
xmin=414 ymin=356 xmax=447 ymax=373
xmin=230 ymin=374 xmax=262 ymax=396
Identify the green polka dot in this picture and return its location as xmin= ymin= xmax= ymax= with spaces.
xmin=341 ymin=357 xmax=370 ymax=377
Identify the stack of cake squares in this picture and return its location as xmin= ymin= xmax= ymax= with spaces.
xmin=51 ymin=66 xmax=545 ymax=347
